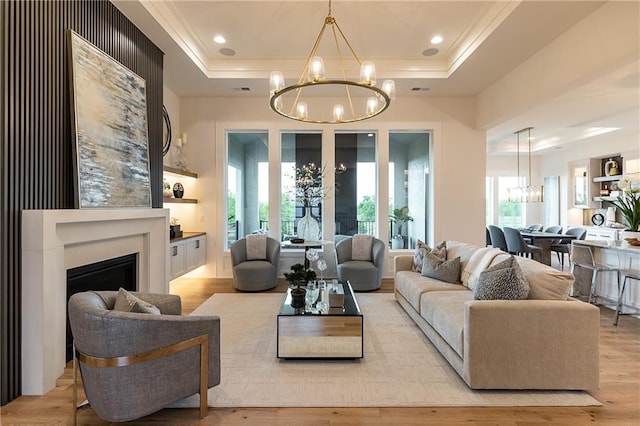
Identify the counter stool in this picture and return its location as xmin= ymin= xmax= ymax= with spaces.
xmin=570 ymin=244 xmax=620 ymax=305
xmin=615 ymin=268 xmax=640 ymax=326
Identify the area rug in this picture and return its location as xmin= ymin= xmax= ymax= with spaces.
xmin=174 ymin=293 xmax=600 ymax=408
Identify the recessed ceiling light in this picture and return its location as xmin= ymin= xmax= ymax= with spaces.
xmin=213 ymin=35 xmax=226 ymax=44
xmin=430 ymin=35 xmax=443 ymax=44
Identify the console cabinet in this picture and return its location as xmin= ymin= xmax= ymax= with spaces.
xmin=170 ymin=233 xmax=206 ymax=280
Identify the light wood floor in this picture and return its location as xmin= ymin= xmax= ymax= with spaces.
xmin=2 ymin=276 xmax=639 ymax=425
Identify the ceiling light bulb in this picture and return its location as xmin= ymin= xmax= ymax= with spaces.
xmin=308 ymin=56 xmax=325 ymax=82
xmin=360 ymin=61 xmax=376 ymax=86
xmin=382 ymin=80 xmax=396 ymax=101
xmin=270 ymin=71 xmax=284 ymax=92
xmin=296 ymin=102 xmax=308 ymax=120
xmin=333 ymin=104 xmax=344 ymax=122
xmin=366 ymin=97 xmax=378 ymax=116
xmin=213 ymin=35 xmax=226 ymax=44
xmin=430 ymin=35 xmax=443 ymax=44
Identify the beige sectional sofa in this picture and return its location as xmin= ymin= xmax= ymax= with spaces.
xmin=394 ymin=241 xmax=600 ymax=390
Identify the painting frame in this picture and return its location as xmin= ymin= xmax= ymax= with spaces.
xmin=68 ymin=30 xmax=152 ymax=208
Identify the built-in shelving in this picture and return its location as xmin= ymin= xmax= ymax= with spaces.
xmin=163 ymin=165 xmax=198 ymax=178
xmin=163 ymin=197 xmax=197 ymax=204
xmin=163 ymin=165 xmax=198 ymax=204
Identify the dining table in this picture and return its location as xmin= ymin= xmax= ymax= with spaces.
xmin=520 ymin=231 xmax=577 ymax=266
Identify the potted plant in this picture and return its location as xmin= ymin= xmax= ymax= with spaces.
xmin=611 ymin=175 xmax=640 ymax=236
xmin=389 ymin=206 xmax=413 ymax=249
xmin=284 ymin=263 xmax=317 ymax=308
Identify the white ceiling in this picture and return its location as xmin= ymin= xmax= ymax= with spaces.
xmin=113 ymin=0 xmax=639 ymax=154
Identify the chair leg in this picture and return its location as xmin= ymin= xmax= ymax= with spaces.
xmin=614 ymin=276 xmax=627 ymax=326
xmin=589 ymin=270 xmax=599 ymax=305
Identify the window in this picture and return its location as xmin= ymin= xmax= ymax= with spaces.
xmin=335 ymin=132 xmax=377 ymax=237
xmin=226 ymin=131 xmax=269 ymax=248
xmin=281 ymin=132 xmax=322 ymax=241
xmin=496 ymin=177 xmax=525 ymax=228
xmin=388 ymin=132 xmax=430 ymax=249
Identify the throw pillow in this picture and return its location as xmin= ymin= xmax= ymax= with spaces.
xmin=412 ymin=240 xmax=447 ymax=272
xmin=474 ymin=256 xmax=530 ymax=300
xmin=113 ymin=288 xmax=161 ymax=315
xmin=246 ymin=234 xmax=267 ymax=260
xmin=412 ymin=240 xmax=430 ymax=272
xmin=420 ymin=252 xmax=461 ymax=283
xmin=352 ymin=234 xmax=373 ymax=261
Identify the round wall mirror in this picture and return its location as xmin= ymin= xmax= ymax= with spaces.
xmin=162 ymin=105 xmax=172 ymax=156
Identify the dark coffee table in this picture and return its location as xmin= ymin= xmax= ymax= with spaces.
xmin=277 ymin=281 xmax=363 ymax=359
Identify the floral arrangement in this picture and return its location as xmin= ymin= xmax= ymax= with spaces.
xmin=611 ymin=175 xmax=640 ymax=231
xmin=289 ymin=162 xmax=330 ymax=208
xmin=305 ymin=248 xmax=328 ymax=281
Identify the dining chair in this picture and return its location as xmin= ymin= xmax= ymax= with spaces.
xmin=544 ymin=225 xmax=563 ymax=234
xmin=570 ymin=243 xmax=620 ymax=305
xmin=503 ymin=226 xmax=543 ymax=261
xmin=550 ymin=227 xmax=586 ymax=269
xmin=525 ymin=224 xmax=544 ymax=232
xmin=487 ymin=225 xmax=508 ymax=252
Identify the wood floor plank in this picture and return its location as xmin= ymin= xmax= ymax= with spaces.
xmin=2 ymin=273 xmax=638 ymax=425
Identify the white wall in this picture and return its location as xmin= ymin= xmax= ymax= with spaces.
xmin=173 ymin=96 xmax=486 ymax=278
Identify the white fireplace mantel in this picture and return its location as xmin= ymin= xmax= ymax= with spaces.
xmin=21 ymin=208 xmax=170 ymax=395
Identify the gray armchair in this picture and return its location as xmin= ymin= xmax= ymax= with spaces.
xmin=335 ymin=236 xmax=385 ymax=291
xmin=68 ymin=291 xmax=220 ymax=423
xmin=230 ymin=236 xmax=281 ymax=291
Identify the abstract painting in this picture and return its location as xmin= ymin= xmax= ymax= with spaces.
xmin=68 ymin=30 xmax=151 ymax=208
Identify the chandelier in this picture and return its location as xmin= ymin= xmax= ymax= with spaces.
xmin=507 ymin=127 xmax=544 ymax=203
xmin=269 ymin=0 xmax=395 ymax=124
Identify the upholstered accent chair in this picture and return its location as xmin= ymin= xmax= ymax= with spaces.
xmin=68 ymin=291 xmax=220 ymax=423
xmin=335 ymin=235 xmax=385 ymax=291
xmin=230 ymin=236 xmax=281 ymax=291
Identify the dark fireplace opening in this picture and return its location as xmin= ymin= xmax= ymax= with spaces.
xmin=66 ymin=253 xmax=138 ymax=362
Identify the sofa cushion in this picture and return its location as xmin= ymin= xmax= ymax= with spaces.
xmin=461 ymin=247 xmax=504 ymax=291
xmin=420 ymin=290 xmax=474 ymax=358
xmin=421 ymin=252 xmax=461 ymax=283
xmin=395 ymin=271 xmax=467 ymax=312
xmin=474 ymin=256 xmax=530 ymax=300
xmin=412 ymin=240 xmax=446 ymax=272
xmin=512 ymin=256 xmax=574 ymax=300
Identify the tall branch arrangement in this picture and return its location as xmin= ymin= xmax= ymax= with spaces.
xmin=292 ymin=163 xmax=330 ymax=208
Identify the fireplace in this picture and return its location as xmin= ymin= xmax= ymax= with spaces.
xmin=21 ymin=208 xmax=169 ymax=395
xmin=66 ymin=253 xmax=138 ymax=362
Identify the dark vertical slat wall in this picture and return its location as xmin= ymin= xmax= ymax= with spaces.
xmin=0 ymin=0 xmax=163 ymax=404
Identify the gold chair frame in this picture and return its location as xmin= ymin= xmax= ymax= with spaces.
xmin=73 ymin=334 xmax=209 ymax=424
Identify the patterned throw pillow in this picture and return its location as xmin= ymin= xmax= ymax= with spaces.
xmin=474 ymin=256 xmax=530 ymax=300
xmin=412 ymin=240 xmax=447 ymax=272
xmin=113 ymin=288 xmax=161 ymax=315
xmin=420 ymin=252 xmax=461 ymax=283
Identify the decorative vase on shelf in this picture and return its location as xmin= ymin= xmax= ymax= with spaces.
xmin=297 ymin=208 xmax=320 ymax=241
xmin=173 ymin=182 xmax=184 ymax=198
xmin=162 ymin=179 xmax=172 ymax=198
